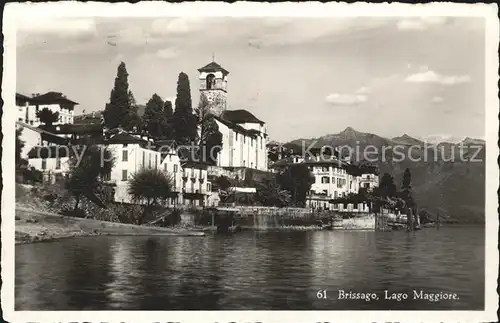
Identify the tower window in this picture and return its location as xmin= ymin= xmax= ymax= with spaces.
xmin=206 ymin=74 xmax=215 ymax=90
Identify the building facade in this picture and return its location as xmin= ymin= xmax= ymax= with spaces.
xmin=16 ymin=92 xmax=78 ymax=159
xmin=197 ymin=61 xmax=268 ymax=171
xmin=271 ymin=153 xmax=379 ymax=212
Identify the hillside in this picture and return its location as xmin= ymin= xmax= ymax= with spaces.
xmin=284 ymin=127 xmax=486 ymax=224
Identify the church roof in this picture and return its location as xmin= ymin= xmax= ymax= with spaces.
xmin=197 ymin=61 xmax=229 ymax=75
xmin=221 ymin=109 xmax=264 ymax=125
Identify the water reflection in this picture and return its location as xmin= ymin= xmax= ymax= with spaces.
xmin=16 ymin=227 xmax=484 ymax=310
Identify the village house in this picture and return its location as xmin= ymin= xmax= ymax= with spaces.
xmin=271 ymin=150 xmax=379 ymax=212
xmin=16 ymin=92 xmax=79 ymax=158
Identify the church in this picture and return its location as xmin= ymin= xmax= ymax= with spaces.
xmin=197 ymin=61 xmax=268 ymax=171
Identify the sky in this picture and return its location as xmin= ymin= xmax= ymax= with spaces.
xmin=16 ymin=16 xmax=485 ymax=142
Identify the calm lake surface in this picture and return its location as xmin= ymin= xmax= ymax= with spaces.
xmin=16 ymin=227 xmax=484 ymax=310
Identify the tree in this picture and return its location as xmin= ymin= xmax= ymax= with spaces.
xmin=400 ymin=167 xmax=418 ymax=228
xmin=377 ymin=173 xmax=397 ymax=198
xmin=128 ymin=168 xmax=174 ymax=225
xmin=36 ymin=108 xmax=59 ymax=126
xmin=16 ymin=128 xmax=25 ymax=167
xmin=66 ymin=145 xmax=115 ymax=212
xmin=256 ymin=178 xmax=291 ymax=207
xmin=124 ymin=90 xmax=142 ymax=131
xmin=142 ymin=93 xmax=170 ymax=139
xmin=103 ymin=62 xmax=137 ymax=130
xmin=164 ymin=100 xmax=173 ymax=117
xmin=276 ymin=164 xmax=314 ymax=207
xmin=195 ymin=95 xmax=222 ymax=165
xmin=171 ymin=72 xmax=198 ymax=144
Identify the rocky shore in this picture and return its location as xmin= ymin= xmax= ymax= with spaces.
xmin=15 ymin=207 xmax=205 ymax=245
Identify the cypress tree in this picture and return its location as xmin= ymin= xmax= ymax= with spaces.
xmin=104 ymin=62 xmax=134 ymax=130
xmin=172 ymin=72 xmax=198 ymax=144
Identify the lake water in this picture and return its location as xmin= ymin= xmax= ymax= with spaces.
xmin=15 ymin=227 xmax=484 ymax=310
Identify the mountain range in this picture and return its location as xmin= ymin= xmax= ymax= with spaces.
xmin=282 ymin=127 xmax=486 ymax=224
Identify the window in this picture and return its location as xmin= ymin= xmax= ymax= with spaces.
xmin=207 ymin=183 xmax=211 ymax=191
xmin=243 ymin=136 xmax=246 ymax=144
xmin=331 ymin=177 xmax=335 ymax=183
xmin=56 ymin=157 xmax=61 ymax=169
xmin=174 ymin=164 xmax=178 ymax=173
xmin=122 ymin=170 xmax=128 ymax=181
xmin=260 ymin=137 xmax=263 ymax=149
xmin=142 ymin=151 xmax=145 ymax=166
xmin=235 ymin=133 xmax=238 ymax=141
xmin=251 ymin=138 xmax=254 ymax=147
xmin=164 ymin=163 xmax=168 ymax=171
xmin=41 ymin=159 xmax=47 ymax=170
xmin=322 ymin=166 xmax=329 ymax=172
xmin=206 ymin=74 xmax=215 ymax=90
xmin=149 ymin=154 xmax=152 ymax=169
xmin=155 ymin=155 xmax=158 ymax=169
xmin=123 ymin=144 xmax=128 ymax=148
xmin=122 ymin=150 xmax=128 ymax=162
xmin=321 ymin=176 xmax=329 ymax=184
xmin=334 ymin=191 xmax=338 ymax=199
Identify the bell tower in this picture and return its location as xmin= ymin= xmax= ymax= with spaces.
xmin=198 ymin=59 xmax=229 ymax=117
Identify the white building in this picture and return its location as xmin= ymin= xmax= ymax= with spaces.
xmin=271 ymin=153 xmax=379 ymax=212
xmin=16 ymin=92 xmax=78 ymax=126
xmin=103 ymin=132 xmax=213 ymax=207
xmin=26 ymin=145 xmax=71 ymax=183
xmin=197 ymin=61 xmax=268 ymax=171
xmin=16 ymin=92 xmax=78 ymax=159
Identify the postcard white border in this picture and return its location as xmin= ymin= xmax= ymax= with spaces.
xmin=2 ymin=2 xmax=499 ymax=323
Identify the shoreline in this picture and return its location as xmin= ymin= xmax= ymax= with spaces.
xmin=15 ymin=207 xmax=205 ymax=245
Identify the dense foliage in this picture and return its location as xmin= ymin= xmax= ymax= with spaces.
xmin=142 ymin=93 xmax=170 ymax=139
xmin=276 ymin=164 xmax=315 ymax=207
xmin=128 ymin=168 xmax=174 ymax=224
xmin=195 ymin=95 xmax=222 ymax=165
xmin=36 ymin=108 xmax=59 ymax=126
xmin=66 ymin=145 xmax=115 ymax=212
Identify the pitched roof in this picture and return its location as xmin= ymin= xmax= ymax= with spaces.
xmin=16 ymin=93 xmax=31 ymax=106
xmin=213 ymin=116 xmax=258 ymax=138
xmin=31 ymin=92 xmax=79 ymax=106
xmin=197 ymin=61 xmax=229 ymax=75
xmin=40 ymin=124 xmax=103 ymax=135
xmin=105 ymin=132 xmax=148 ymax=145
xmin=220 ymin=109 xmax=264 ymax=125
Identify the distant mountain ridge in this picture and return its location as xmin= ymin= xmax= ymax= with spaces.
xmin=280 ymin=127 xmax=486 ymax=224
